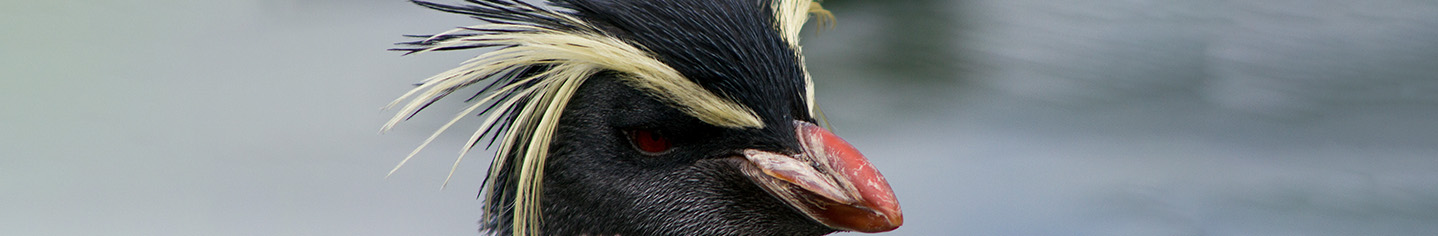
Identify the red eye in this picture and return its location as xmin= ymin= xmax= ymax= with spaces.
xmin=630 ymin=129 xmax=672 ymax=154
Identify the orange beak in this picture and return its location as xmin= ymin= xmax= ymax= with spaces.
xmin=738 ymin=121 xmax=903 ymax=233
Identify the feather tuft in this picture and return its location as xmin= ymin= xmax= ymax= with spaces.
xmin=383 ymin=0 xmax=790 ymax=235
xmin=772 ymin=0 xmax=833 ymax=119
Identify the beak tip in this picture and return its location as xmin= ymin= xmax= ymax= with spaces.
xmin=869 ymin=206 xmax=903 ymax=232
xmin=871 ymin=206 xmax=904 ymax=232
xmin=819 ymin=203 xmax=903 ymax=233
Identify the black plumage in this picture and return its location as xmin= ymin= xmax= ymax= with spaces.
xmin=557 ymin=0 xmax=813 ymax=126
xmin=537 ymin=75 xmax=832 ymax=235
xmin=388 ymin=0 xmax=902 ymax=235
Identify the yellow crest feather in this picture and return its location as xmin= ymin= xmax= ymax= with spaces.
xmin=385 ymin=1 xmax=837 ymax=235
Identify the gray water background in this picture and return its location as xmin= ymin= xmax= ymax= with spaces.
xmin=4 ymin=0 xmax=1437 ymax=235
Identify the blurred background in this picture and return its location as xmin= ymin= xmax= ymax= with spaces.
xmin=3 ymin=0 xmax=1436 ymax=235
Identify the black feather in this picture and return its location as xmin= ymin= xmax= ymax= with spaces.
xmin=397 ymin=0 xmax=828 ymax=235
xmin=555 ymin=0 xmax=814 ymax=129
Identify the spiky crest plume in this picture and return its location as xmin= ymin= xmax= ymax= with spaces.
xmin=384 ymin=0 xmax=832 ymax=235
xmin=775 ymin=0 xmax=833 ymax=121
